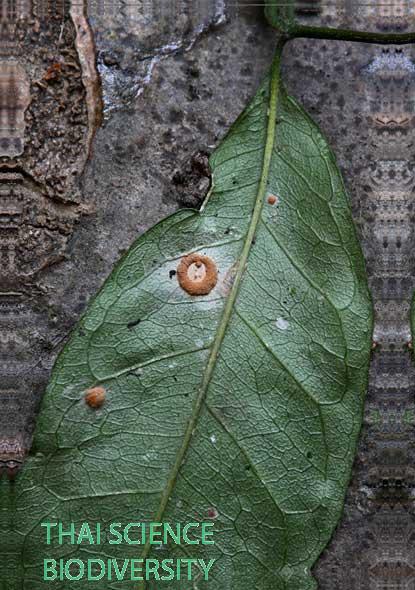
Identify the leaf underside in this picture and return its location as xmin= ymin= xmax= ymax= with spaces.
xmin=1 ymin=50 xmax=372 ymax=590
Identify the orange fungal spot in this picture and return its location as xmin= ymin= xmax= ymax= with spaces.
xmin=177 ymin=253 xmax=217 ymax=296
xmin=267 ymin=194 xmax=278 ymax=205
xmin=85 ymin=386 xmax=106 ymax=408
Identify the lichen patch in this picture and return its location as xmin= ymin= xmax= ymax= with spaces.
xmin=177 ymin=253 xmax=217 ymax=296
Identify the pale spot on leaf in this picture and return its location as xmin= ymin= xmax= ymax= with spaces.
xmin=276 ymin=317 xmax=289 ymax=331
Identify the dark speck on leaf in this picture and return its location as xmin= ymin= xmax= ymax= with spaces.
xmin=127 ymin=318 xmax=141 ymax=330
xmin=169 ymin=270 xmax=177 ymax=279
xmin=207 ymin=507 xmax=219 ymax=519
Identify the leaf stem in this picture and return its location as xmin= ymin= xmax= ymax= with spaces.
xmin=290 ymin=25 xmax=415 ymax=44
xmin=266 ymin=5 xmax=415 ymax=44
xmin=137 ymin=38 xmax=286 ymax=586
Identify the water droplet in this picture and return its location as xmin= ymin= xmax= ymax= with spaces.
xmin=210 ymin=434 xmax=217 ymax=444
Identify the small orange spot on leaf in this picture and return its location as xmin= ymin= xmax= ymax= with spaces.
xmin=177 ymin=253 xmax=217 ymax=296
xmin=267 ymin=194 xmax=278 ymax=205
xmin=85 ymin=386 xmax=106 ymax=408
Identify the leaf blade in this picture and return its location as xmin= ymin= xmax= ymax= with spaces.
xmin=144 ymin=39 xmax=287 ymax=547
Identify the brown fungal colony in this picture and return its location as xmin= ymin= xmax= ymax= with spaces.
xmin=207 ymin=507 xmax=219 ymax=520
xmin=85 ymin=387 xmax=106 ymax=409
xmin=177 ymin=253 xmax=218 ymax=296
xmin=267 ymin=194 xmax=278 ymax=205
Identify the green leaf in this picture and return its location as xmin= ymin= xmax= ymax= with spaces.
xmin=1 ymin=42 xmax=372 ymax=589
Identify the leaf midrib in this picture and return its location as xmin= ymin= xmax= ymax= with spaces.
xmin=138 ymin=39 xmax=285 ymax=571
